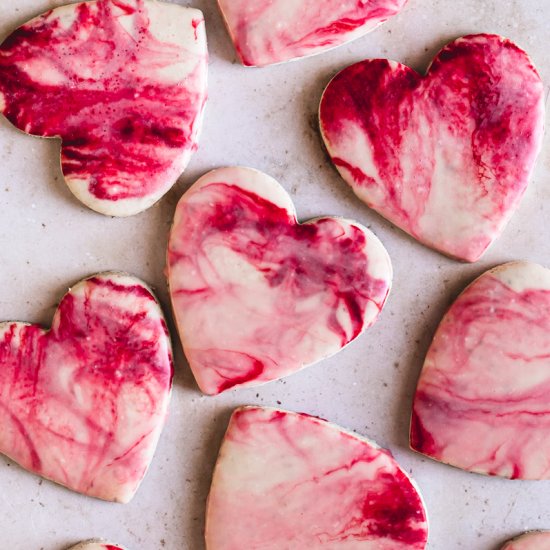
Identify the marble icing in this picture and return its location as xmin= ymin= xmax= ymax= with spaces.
xmin=206 ymin=406 xmax=428 ymax=549
xmin=68 ymin=542 xmax=127 ymax=550
xmin=502 ymin=532 xmax=550 ymax=550
xmin=0 ymin=273 xmax=173 ymax=502
xmin=167 ymin=167 xmax=392 ymax=395
xmin=411 ymin=262 xmax=550 ymax=480
xmin=0 ymin=0 xmax=208 ymax=216
xmin=320 ymin=34 xmax=545 ymax=262
xmin=216 ymin=0 xmax=407 ymax=67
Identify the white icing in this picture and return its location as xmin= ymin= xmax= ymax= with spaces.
xmin=490 ymin=262 xmax=550 ymax=293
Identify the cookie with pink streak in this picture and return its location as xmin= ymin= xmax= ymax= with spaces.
xmin=0 ymin=273 xmax=173 ymax=502
xmin=167 ymin=167 xmax=392 ymax=395
xmin=502 ymin=532 xmax=550 ymax=550
xmin=320 ymin=34 xmax=545 ymax=262
xmin=217 ymin=0 xmax=407 ymax=67
xmin=0 ymin=0 xmax=208 ymax=216
xmin=411 ymin=262 xmax=550 ymax=479
xmin=206 ymin=406 xmax=428 ymax=549
xmin=68 ymin=542 xmax=127 ymax=550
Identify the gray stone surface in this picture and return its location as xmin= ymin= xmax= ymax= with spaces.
xmin=0 ymin=1 xmax=549 ymax=548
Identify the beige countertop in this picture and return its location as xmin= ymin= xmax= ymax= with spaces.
xmin=0 ymin=0 xmax=549 ymax=548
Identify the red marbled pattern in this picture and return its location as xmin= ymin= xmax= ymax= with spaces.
xmin=217 ymin=0 xmax=407 ymax=67
xmin=0 ymin=0 xmax=208 ymax=216
xmin=167 ymin=167 xmax=392 ymax=395
xmin=411 ymin=262 xmax=550 ymax=479
xmin=0 ymin=273 xmax=173 ymax=502
xmin=69 ymin=542 xmax=127 ymax=550
xmin=206 ymin=407 xmax=428 ymax=549
xmin=320 ymin=34 xmax=545 ymax=262
xmin=502 ymin=532 xmax=550 ymax=550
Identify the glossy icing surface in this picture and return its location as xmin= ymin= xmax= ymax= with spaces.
xmin=69 ymin=542 xmax=127 ymax=550
xmin=167 ymin=167 xmax=392 ymax=395
xmin=320 ymin=34 xmax=545 ymax=262
xmin=502 ymin=532 xmax=550 ymax=550
xmin=206 ymin=406 xmax=428 ymax=549
xmin=217 ymin=0 xmax=407 ymax=67
xmin=411 ymin=262 xmax=550 ymax=479
xmin=0 ymin=273 xmax=173 ymax=502
xmin=0 ymin=0 xmax=208 ymax=216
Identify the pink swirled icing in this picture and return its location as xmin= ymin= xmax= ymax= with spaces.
xmin=411 ymin=262 xmax=550 ymax=480
xmin=69 ymin=542 xmax=127 ymax=550
xmin=0 ymin=273 xmax=173 ymax=502
xmin=0 ymin=0 xmax=208 ymax=216
xmin=167 ymin=167 xmax=392 ymax=395
xmin=206 ymin=406 xmax=428 ymax=549
xmin=502 ymin=532 xmax=550 ymax=550
xmin=320 ymin=34 xmax=545 ymax=262
xmin=216 ymin=0 xmax=407 ymax=67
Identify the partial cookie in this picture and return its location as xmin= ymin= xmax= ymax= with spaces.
xmin=167 ymin=167 xmax=392 ymax=394
xmin=0 ymin=273 xmax=173 ymax=502
xmin=0 ymin=0 xmax=208 ymax=216
xmin=217 ymin=0 xmax=407 ymax=67
xmin=501 ymin=532 xmax=550 ymax=550
xmin=68 ymin=542 xmax=127 ymax=550
xmin=411 ymin=262 xmax=550 ymax=479
xmin=320 ymin=34 xmax=544 ymax=261
xmin=206 ymin=406 xmax=428 ymax=549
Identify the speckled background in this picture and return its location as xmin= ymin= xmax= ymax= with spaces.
xmin=1 ymin=1 xmax=549 ymax=549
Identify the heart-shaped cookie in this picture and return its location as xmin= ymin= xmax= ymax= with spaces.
xmin=0 ymin=0 xmax=208 ymax=216
xmin=0 ymin=273 xmax=173 ymax=502
xmin=217 ymin=0 xmax=408 ymax=67
xmin=167 ymin=167 xmax=392 ymax=395
xmin=502 ymin=532 xmax=550 ymax=550
xmin=206 ymin=406 xmax=428 ymax=549
xmin=411 ymin=262 xmax=550 ymax=479
xmin=320 ymin=34 xmax=545 ymax=262
xmin=69 ymin=542 xmax=127 ymax=550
